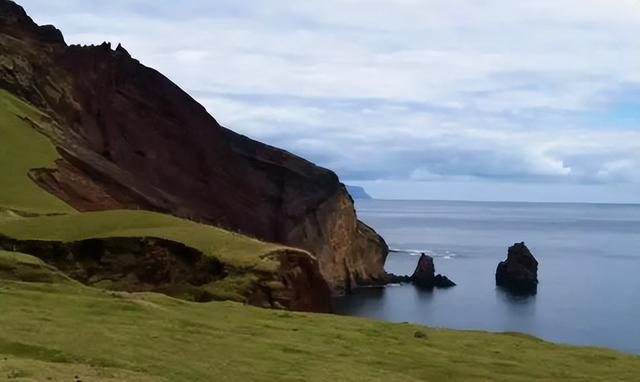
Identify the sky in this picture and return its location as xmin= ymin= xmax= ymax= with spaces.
xmin=18 ymin=0 xmax=640 ymax=203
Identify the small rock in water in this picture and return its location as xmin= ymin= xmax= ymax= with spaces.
xmin=412 ymin=254 xmax=456 ymax=288
xmin=385 ymin=273 xmax=412 ymax=283
xmin=495 ymin=242 xmax=538 ymax=294
xmin=433 ymin=274 xmax=456 ymax=288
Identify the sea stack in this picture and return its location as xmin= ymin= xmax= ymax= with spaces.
xmin=412 ymin=254 xmax=456 ymax=288
xmin=496 ymin=242 xmax=538 ymax=293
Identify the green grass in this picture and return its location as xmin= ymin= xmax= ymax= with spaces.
xmin=0 ymin=278 xmax=638 ymax=382
xmin=0 ymin=210 xmax=293 ymax=302
xmin=0 ymin=89 xmax=74 ymax=214
xmin=0 ymin=210 xmax=287 ymax=270
xmin=0 ymin=251 xmax=75 ymax=284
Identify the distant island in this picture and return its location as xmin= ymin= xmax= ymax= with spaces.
xmin=346 ymin=185 xmax=373 ymax=199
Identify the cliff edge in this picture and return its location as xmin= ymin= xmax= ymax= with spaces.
xmin=0 ymin=0 xmax=388 ymax=294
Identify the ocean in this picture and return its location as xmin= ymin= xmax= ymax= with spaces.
xmin=334 ymin=199 xmax=640 ymax=354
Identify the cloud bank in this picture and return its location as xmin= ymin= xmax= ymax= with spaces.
xmin=19 ymin=0 xmax=640 ymax=202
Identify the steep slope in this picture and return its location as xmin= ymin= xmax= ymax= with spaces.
xmin=0 ymin=0 xmax=388 ymax=293
xmin=0 ymin=88 xmax=330 ymax=311
xmin=0 ymin=88 xmax=72 ymax=214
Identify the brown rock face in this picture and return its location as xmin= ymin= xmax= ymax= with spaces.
xmin=0 ymin=235 xmax=332 ymax=311
xmin=0 ymin=1 xmax=388 ymax=296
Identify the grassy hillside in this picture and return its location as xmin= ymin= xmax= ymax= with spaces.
xmin=0 ymin=89 xmax=288 ymax=271
xmin=0 ymin=210 xmax=285 ymax=270
xmin=0 ymin=88 xmax=300 ymax=304
xmin=0 ymin=274 xmax=638 ymax=382
xmin=0 ymin=89 xmax=74 ymax=215
xmin=0 ymin=250 xmax=75 ymax=284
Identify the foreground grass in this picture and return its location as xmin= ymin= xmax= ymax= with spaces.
xmin=0 ymin=89 xmax=74 ymax=215
xmin=0 ymin=276 xmax=639 ymax=382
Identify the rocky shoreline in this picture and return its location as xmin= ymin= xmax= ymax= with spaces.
xmin=361 ymin=242 xmax=540 ymax=295
xmin=384 ymin=253 xmax=456 ymax=289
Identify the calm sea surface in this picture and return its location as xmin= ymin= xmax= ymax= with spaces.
xmin=334 ymin=199 xmax=640 ymax=354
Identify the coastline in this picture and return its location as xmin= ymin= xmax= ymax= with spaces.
xmin=342 ymin=199 xmax=640 ymax=354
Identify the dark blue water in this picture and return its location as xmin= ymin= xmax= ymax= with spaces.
xmin=334 ymin=200 xmax=640 ymax=354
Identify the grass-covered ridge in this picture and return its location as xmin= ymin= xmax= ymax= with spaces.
xmin=0 ymin=210 xmax=285 ymax=270
xmin=1 ymin=277 xmax=639 ymax=382
xmin=0 ymin=250 xmax=75 ymax=284
xmin=0 ymin=89 xmax=74 ymax=214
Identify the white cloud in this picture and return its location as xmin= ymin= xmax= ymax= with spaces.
xmin=17 ymin=0 xmax=640 ymax=202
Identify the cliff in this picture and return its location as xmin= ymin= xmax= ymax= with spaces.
xmin=0 ymin=0 xmax=388 ymax=294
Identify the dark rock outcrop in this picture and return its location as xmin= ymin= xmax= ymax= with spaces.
xmin=496 ymin=242 xmax=538 ymax=293
xmin=0 ymin=0 xmax=389 ymax=303
xmin=0 ymin=0 xmax=64 ymax=44
xmin=386 ymin=273 xmax=412 ymax=284
xmin=412 ymin=254 xmax=456 ymax=288
xmin=411 ymin=254 xmax=436 ymax=287
xmin=385 ymin=254 xmax=455 ymax=288
xmin=433 ymin=274 xmax=456 ymax=288
xmin=0 ymin=235 xmax=331 ymax=311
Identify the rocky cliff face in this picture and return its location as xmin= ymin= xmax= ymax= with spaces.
xmin=0 ymin=234 xmax=332 ymax=312
xmin=0 ymin=0 xmax=388 ymax=293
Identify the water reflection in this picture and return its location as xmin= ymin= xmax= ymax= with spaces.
xmin=333 ymin=286 xmax=386 ymax=315
xmin=494 ymin=286 xmax=538 ymax=334
xmin=495 ymin=286 xmax=537 ymax=316
xmin=352 ymin=286 xmax=386 ymax=299
xmin=414 ymin=285 xmax=435 ymax=299
xmin=495 ymin=286 xmax=537 ymax=302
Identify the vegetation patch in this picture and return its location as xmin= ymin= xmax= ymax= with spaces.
xmin=0 ymin=210 xmax=286 ymax=269
xmin=0 ymin=279 xmax=638 ymax=382
xmin=0 ymin=250 xmax=74 ymax=284
xmin=0 ymin=89 xmax=74 ymax=214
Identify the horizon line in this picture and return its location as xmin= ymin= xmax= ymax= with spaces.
xmin=357 ymin=198 xmax=640 ymax=206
